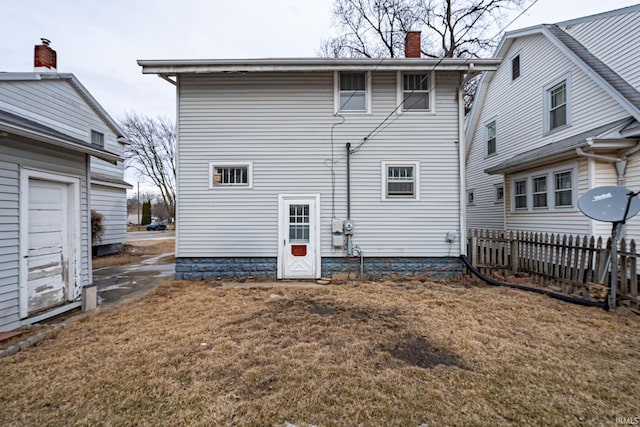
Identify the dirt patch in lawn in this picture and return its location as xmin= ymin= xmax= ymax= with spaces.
xmin=1 ymin=280 xmax=639 ymax=426
xmin=92 ymin=239 xmax=175 ymax=269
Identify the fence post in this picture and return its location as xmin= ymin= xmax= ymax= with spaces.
xmin=510 ymin=231 xmax=518 ymax=274
xmin=470 ymin=232 xmax=478 ymax=268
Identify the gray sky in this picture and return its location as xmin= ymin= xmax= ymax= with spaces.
xmin=1 ymin=0 xmax=638 ymax=192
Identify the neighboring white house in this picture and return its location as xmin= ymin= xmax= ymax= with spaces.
xmin=0 ymin=40 xmax=125 ymax=331
xmin=0 ymin=40 xmax=130 ymax=257
xmin=140 ymin=33 xmax=500 ymax=280
xmin=466 ymin=5 xmax=640 ymax=240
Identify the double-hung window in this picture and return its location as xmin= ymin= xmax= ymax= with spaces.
xmin=209 ymin=162 xmax=253 ymax=189
xmin=544 ymin=74 xmax=571 ymax=132
xmin=338 ymin=72 xmax=368 ymax=112
xmin=381 ymin=161 xmax=419 ymax=200
xmin=533 ymin=176 xmax=547 ymax=208
xmin=486 ymin=120 xmax=497 ymax=156
xmin=514 ymin=179 xmax=527 ymax=209
xmin=554 ymin=170 xmax=572 ymax=207
xmin=401 ymin=73 xmax=430 ymax=111
xmin=512 ymin=165 xmax=575 ymax=212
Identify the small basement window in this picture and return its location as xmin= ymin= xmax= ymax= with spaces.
xmin=209 ymin=162 xmax=253 ymax=189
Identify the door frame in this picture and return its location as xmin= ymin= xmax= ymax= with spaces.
xmin=19 ymin=168 xmax=81 ymax=318
xmin=277 ymin=194 xmax=321 ymax=279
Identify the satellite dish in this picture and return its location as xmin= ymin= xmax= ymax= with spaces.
xmin=578 ymin=186 xmax=640 ymax=223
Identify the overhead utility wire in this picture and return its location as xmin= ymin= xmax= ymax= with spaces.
xmin=348 ymin=0 xmax=540 ymax=155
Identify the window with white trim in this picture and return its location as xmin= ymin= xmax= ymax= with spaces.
xmin=401 ymin=73 xmax=430 ymax=111
xmin=337 ymin=72 xmax=369 ymax=112
xmin=91 ymin=130 xmax=104 ymax=147
xmin=209 ymin=162 xmax=253 ymax=189
xmin=381 ymin=161 xmax=419 ymax=200
xmin=514 ymin=179 xmax=528 ymax=210
xmin=512 ymin=55 xmax=520 ymax=80
xmin=532 ymin=175 xmax=547 ymax=208
xmin=495 ymin=184 xmax=504 ymax=203
xmin=544 ymin=74 xmax=571 ymax=133
xmin=554 ymin=170 xmax=572 ymax=206
xmin=486 ymin=120 xmax=497 ymax=156
xmin=511 ymin=164 xmax=576 ymax=212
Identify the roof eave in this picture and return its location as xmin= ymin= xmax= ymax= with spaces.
xmin=0 ymin=121 xmax=122 ymax=163
xmin=138 ymin=58 xmax=501 ymax=76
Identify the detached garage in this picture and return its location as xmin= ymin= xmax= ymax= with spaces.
xmin=0 ymin=109 xmax=121 ymax=332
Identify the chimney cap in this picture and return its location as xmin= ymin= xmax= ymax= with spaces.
xmin=40 ymin=38 xmax=51 ymax=46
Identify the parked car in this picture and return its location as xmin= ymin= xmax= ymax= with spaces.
xmin=146 ymin=221 xmax=167 ymax=231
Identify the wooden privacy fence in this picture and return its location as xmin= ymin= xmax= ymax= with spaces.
xmin=467 ymin=229 xmax=639 ymax=308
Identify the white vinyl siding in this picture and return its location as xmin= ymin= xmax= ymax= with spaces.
xmin=0 ymin=160 xmax=20 ymax=331
xmin=0 ymin=137 xmax=90 ymax=331
xmin=465 ymin=30 xmax=630 ymax=232
xmin=564 ymin=8 xmax=640 ymax=90
xmin=90 ymin=185 xmax=127 ymax=247
xmin=0 ymin=79 xmax=122 ymax=156
xmin=177 ymin=70 xmax=462 ymax=258
xmin=0 ymin=78 xmax=127 ymax=252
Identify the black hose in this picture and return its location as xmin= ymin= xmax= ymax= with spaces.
xmin=460 ymin=255 xmax=608 ymax=310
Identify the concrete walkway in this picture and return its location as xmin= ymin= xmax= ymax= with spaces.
xmin=94 ymin=254 xmax=175 ymax=308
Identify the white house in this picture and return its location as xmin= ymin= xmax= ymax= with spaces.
xmin=0 ymin=41 xmax=130 ymax=256
xmin=140 ymin=34 xmax=500 ymax=280
xmin=466 ymin=5 xmax=640 ymax=240
xmin=0 ymin=40 xmax=125 ymax=331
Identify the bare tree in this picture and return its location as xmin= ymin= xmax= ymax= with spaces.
xmin=120 ymin=112 xmax=176 ymax=220
xmin=320 ymin=0 xmax=531 ymax=113
xmin=321 ymin=0 xmax=530 ymax=59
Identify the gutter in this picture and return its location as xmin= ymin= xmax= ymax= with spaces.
xmin=458 ymin=63 xmax=478 ymax=256
xmin=0 ymin=122 xmax=121 ymax=164
xmin=576 ymin=137 xmax=640 ymax=186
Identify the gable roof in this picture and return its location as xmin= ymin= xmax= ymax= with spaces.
xmin=0 ymin=108 xmax=121 ymax=163
xmin=465 ymin=4 xmax=640 ymax=161
xmin=0 ymin=72 xmax=126 ymax=141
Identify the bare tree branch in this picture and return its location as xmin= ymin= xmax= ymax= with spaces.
xmin=120 ymin=112 xmax=176 ymax=220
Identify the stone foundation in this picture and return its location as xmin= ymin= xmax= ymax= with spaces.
xmin=175 ymin=256 xmax=462 ymax=280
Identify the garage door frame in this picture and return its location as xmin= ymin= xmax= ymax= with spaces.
xmin=19 ymin=168 xmax=81 ymax=319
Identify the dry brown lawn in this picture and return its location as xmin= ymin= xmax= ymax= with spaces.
xmin=92 ymin=239 xmax=175 ymax=269
xmin=1 ymin=280 xmax=638 ymax=426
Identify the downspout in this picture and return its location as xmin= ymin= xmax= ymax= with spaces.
xmin=346 ymin=142 xmax=353 ymax=256
xmin=458 ymin=63 xmax=476 ymax=256
xmin=576 ymin=139 xmax=640 ymax=238
xmin=576 ymin=138 xmax=640 ymax=187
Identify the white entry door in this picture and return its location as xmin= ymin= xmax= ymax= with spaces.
xmin=25 ymin=179 xmax=70 ymax=314
xmin=278 ymin=195 xmax=320 ymax=279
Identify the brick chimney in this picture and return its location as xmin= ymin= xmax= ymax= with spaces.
xmin=34 ymin=38 xmax=57 ymax=72
xmin=404 ymin=31 xmax=421 ymax=58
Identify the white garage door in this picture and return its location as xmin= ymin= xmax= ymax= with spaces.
xmin=26 ymin=179 xmax=69 ymax=314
